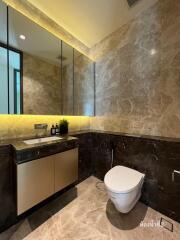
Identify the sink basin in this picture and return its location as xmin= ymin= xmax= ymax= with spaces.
xmin=23 ymin=136 xmax=63 ymax=145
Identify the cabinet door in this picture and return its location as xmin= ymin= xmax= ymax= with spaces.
xmin=17 ymin=156 xmax=54 ymax=215
xmin=54 ymin=148 xmax=78 ymax=193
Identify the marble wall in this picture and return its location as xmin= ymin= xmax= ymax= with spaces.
xmin=90 ymin=0 xmax=180 ymax=138
xmin=91 ymin=132 xmax=180 ymax=222
xmin=62 ymin=64 xmax=74 ymax=115
xmin=1 ymin=0 xmax=180 ymax=139
xmin=74 ymin=51 xmax=94 ymax=116
xmin=23 ymin=53 xmax=61 ymax=115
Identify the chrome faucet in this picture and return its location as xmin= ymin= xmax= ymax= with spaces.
xmin=34 ymin=124 xmax=48 ymax=130
xmin=34 ymin=124 xmax=48 ymax=137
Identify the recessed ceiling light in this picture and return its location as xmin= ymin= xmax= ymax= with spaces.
xmin=19 ymin=34 xmax=26 ymax=40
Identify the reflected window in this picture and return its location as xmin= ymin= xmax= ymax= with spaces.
xmin=9 ymin=49 xmax=22 ymax=114
xmin=0 ymin=43 xmax=22 ymax=114
xmin=0 ymin=45 xmax=8 ymax=113
xmin=14 ymin=69 xmax=21 ymax=114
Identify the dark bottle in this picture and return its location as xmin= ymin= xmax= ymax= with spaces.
xmin=55 ymin=123 xmax=59 ymax=135
xmin=51 ymin=125 xmax=56 ymax=135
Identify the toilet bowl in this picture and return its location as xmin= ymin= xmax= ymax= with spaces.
xmin=104 ymin=166 xmax=145 ymax=213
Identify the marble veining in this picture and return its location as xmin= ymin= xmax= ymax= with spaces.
xmin=74 ymin=52 xmax=94 ymax=116
xmin=1 ymin=177 xmax=179 ymax=240
xmin=90 ymin=0 xmax=180 ymax=138
xmin=23 ymin=53 xmax=61 ymax=115
xmin=1 ymin=0 xmax=180 ymax=140
xmin=62 ymin=62 xmax=74 ymax=115
xmin=91 ymin=131 xmax=180 ymax=222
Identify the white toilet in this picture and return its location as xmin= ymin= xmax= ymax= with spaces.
xmin=104 ymin=165 xmax=145 ymax=213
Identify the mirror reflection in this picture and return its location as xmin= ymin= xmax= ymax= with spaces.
xmin=0 ymin=3 xmax=95 ymax=116
xmin=0 ymin=1 xmax=8 ymax=113
xmin=74 ymin=50 xmax=95 ymax=116
xmin=61 ymin=42 xmax=74 ymax=115
xmin=9 ymin=7 xmax=62 ymax=115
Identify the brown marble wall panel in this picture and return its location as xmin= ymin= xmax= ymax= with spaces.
xmin=72 ymin=133 xmax=93 ymax=183
xmin=90 ymin=0 xmax=180 ymax=138
xmin=91 ymin=133 xmax=113 ymax=180
xmin=23 ymin=53 xmax=61 ymax=115
xmin=0 ymin=145 xmax=16 ymax=232
xmin=91 ymin=132 xmax=180 ymax=222
xmin=0 ymin=131 xmax=180 ymax=229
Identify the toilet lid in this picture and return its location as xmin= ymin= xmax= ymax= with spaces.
xmin=104 ymin=166 xmax=145 ymax=193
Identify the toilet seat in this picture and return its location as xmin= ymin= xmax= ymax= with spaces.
xmin=104 ymin=166 xmax=145 ymax=194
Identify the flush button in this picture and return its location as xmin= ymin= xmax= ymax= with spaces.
xmin=172 ymin=170 xmax=180 ymax=182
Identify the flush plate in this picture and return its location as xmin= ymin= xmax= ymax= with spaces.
xmin=23 ymin=136 xmax=63 ymax=145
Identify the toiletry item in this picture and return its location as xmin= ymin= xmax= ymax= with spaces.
xmin=59 ymin=119 xmax=69 ymax=135
xmin=55 ymin=123 xmax=59 ymax=135
xmin=51 ymin=125 xmax=56 ymax=135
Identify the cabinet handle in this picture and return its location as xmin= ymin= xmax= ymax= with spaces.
xmin=172 ymin=170 xmax=180 ymax=182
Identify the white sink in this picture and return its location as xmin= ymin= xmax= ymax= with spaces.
xmin=23 ymin=136 xmax=63 ymax=145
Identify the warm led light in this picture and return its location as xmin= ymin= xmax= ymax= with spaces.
xmin=4 ymin=0 xmax=93 ymax=60
xmin=0 ymin=115 xmax=90 ymax=139
xmin=19 ymin=34 xmax=26 ymax=40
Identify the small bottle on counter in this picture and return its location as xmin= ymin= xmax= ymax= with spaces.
xmin=55 ymin=123 xmax=60 ymax=135
xmin=51 ymin=125 xmax=56 ymax=135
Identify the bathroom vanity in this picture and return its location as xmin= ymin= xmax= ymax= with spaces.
xmin=0 ymin=136 xmax=78 ymax=231
xmin=14 ymin=136 xmax=78 ymax=215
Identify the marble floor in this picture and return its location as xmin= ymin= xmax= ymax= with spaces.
xmin=0 ymin=176 xmax=179 ymax=240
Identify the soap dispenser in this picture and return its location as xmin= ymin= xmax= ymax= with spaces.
xmin=55 ymin=123 xmax=59 ymax=135
xmin=51 ymin=125 xmax=56 ymax=135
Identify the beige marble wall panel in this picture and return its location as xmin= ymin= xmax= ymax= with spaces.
xmin=90 ymin=0 xmax=180 ymax=138
xmin=23 ymin=53 xmax=61 ymax=115
xmin=74 ymin=52 xmax=94 ymax=116
xmin=62 ymin=64 xmax=74 ymax=115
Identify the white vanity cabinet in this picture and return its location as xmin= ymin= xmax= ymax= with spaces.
xmin=17 ymin=148 xmax=78 ymax=215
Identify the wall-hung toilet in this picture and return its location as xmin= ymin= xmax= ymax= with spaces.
xmin=104 ymin=166 xmax=145 ymax=213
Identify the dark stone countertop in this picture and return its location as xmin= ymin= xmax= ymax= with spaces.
xmin=1 ymin=129 xmax=180 ymax=149
xmin=14 ymin=136 xmax=78 ymax=152
xmin=0 ymin=135 xmax=78 ymax=151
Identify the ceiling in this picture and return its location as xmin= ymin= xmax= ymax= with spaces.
xmin=8 ymin=7 xmax=74 ymax=66
xmin=0 ymin=1 xmax=83 ymax=67
xmin=27 ymin=0 xmax=158 ymax=48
